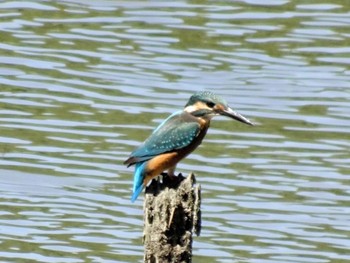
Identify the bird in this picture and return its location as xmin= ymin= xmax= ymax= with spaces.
xmin=124 ymin=91 xmax=254 ymax=202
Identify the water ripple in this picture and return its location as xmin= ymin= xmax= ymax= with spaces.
xmin=0 ymin=0 xmax=349 ymax=262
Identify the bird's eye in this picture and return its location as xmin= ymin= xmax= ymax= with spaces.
xmin=206 ymin=101 xmax=215 ymax=108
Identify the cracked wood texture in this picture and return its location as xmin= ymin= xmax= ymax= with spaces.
xmin=143 ymin=173 xmax=201 ymax=263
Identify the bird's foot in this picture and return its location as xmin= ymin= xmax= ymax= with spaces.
xmin=177 ymin=172 xmax=185 ymax=181
xmin=146 ymin=173 xmax=187 ymax=197
xmin=161 ymin=172 xmax=185 ymax=188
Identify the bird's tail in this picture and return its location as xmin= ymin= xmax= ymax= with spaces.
xmin=131 ymin=162 xmax=146 ymax=202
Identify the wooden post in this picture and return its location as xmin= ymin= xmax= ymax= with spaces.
xmin=143 ymin=173 xmax=201 ymax=263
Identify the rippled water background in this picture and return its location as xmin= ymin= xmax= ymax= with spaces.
xmin=1 ymin=0 xmax=349 ymax=262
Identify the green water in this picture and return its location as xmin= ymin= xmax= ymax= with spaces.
xmin=0 ymin=0 xmax=349 ymax=262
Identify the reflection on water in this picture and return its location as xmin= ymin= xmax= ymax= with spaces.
xmin=0 ymin=0 xmax=349 ymax=262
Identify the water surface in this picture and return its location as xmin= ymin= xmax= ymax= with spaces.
xmin=0 ymin=0 xmax=349 ymax=262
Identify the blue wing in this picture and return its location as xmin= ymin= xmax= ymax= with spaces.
xmin=124 ymin=111 xmax=200 ymax=166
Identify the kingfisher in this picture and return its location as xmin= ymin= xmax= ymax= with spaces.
xmin=124 ymin=91 xmax=253 ymax=202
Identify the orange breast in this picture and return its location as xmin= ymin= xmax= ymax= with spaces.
xmin=143 ymin=151 xmax=181 ymax=185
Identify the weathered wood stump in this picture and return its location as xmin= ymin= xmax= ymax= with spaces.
xmin=143 ymin=173 xmax=201 ymax=263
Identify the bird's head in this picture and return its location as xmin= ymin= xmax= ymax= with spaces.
xmin=184 ymin=91 xmax=254 ymax=125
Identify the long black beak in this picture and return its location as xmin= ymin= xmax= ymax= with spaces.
xmin=221 ymin=107 xmax=254 ymax=126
